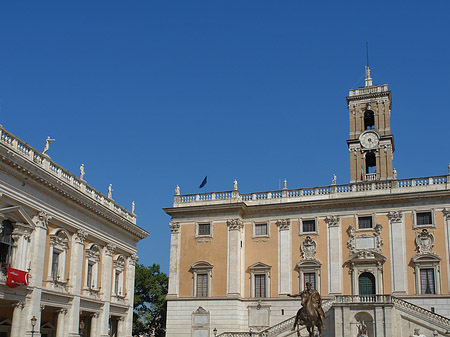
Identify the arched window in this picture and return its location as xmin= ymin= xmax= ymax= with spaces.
xmin=85 ymin=244 xmax=101 ymax=291
xmin=365 ymin=152 xmax=376 ymax=174
xmin=113 ymin=255 xmax=126 ymax=296
xmin=190 ymin=261 xmax=213 ymax=297
xmin=0 ymin=220 xmax=13 ymax=273
xmin=358 ymin=272 xmax=375 ymax=295
xmin=364 ymin=110 xmax=375 ymax=130
xmin=48 ymin=229 xmax=70 ymax=288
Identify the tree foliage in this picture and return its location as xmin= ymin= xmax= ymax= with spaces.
xmin=133 ymin=263 xmax=168 ymax=337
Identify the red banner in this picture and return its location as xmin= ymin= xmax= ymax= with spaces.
xmin=6 ymin=267 xmax=29 ymax=288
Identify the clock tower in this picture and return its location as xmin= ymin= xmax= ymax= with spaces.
xmin=346 ymin=68 xmax=395 ymax=183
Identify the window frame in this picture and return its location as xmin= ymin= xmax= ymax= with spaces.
xmin=47 ymin=229 xmax=70 ymax=286
xmin=299 ymin=218 xmax=318 ymax=235
xmin=0 ymin=220 xmax=14 ymax=274
xmin=190 ymin=261 xmax=213 ymax=298
xmin=412 ymin=255 xmax=441 ymax=295
xmin=253 ymin=221 xmax=270 ymax=238
xmin=413 ymin=210 xmax=435 ymax=229
xmin=113 ymin=255 xmax=126 ymax=297
xmin=357 ymin=215 xmax=374 ymax=230
xmin=420 ymin=268 xmax=436 ymax=295
xmin=295 ymin=260 xmax=321 ymax=293
xmin=195 ymin=222 xmax=213 ymax=239
xmin=248 ymin=262 xmax=271 ymax=298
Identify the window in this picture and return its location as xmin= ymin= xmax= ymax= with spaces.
xmin=190 ymin=261 xmax=213 ymax=297
xmin=417 ymin=212 xmax=432 ymax=226
xmin=51 ymin=251 xmax=60 ymax=280
xmin=302 ymin=220 xmax=316 ymax=233
xmin=304 ymin=272 xmax=316 ymax=290
xmin=85 ymin=244 xmax=101 ymax=290
xmin=114 ymin=270 xmax=121 ymax=295
xmin=365 ymin=152 xmax=376 ymax=174
xmin=113 ymin=256 xmax=126 ymax=296
xmin=255 ymin=274 xmax=266 ymax=298
xmin=359 ymin=272 xmax=376 ymax=295
xmin=420 ymin=268 xmax=435 ymax=294
xmin=196 ymin=274 xmax=208 ymax=297
xmin=249 ymin=262 xmax=271 ymax=298
xmin=87 ymin=263 xmax=93 ymax=288
xmin=198 ymin=223 xmax=211 ymax=236
xmin=358 ymin=216 xmax=373 ymax=229
xmin=364 ymin=110 xmax=375 ymax=130
xmin=0 ymin=220 xmax=13 ymax=273
xmin=255 ymin=223 xmax=268 ymax=236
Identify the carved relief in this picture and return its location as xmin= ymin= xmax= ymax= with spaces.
xmin=415 ymin=229 xmax=434 ymax=254
xmin=388 ymin=211 xmax=402 ymax=222
xmin=276 ymin=219 xmax=290 ymax=231
xmin=374 ymin=223 xmax=383 ymax=251
xmin=347 ymin=225 xmax=356 ymax=253
xmin=325 ymin=215 xmax=340 ymax=227
xmin=129 ymin=253 xmax=138 ymax=265
xmin=50 ymin=230 xmax=69 ymax=250
xmin=300 ymin=236 xmax=317 ymax=260
xmin=35 ymin=210 xmax=52 ymax=229
xmin=169 ymin=222 xmax=180 ymax=234
xmin=227 ymin=219 xmax=243 ymax=231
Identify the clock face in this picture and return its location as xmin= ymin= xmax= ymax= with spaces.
xmin=360 ymin=131 xmax=379 ymax=149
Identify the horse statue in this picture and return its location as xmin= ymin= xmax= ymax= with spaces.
xmin=289 ymin=283 xmax=324 ymax=337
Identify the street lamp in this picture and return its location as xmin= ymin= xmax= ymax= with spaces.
xmin=213 ymin=328 xmax=217 ymax=337
xmin=30 ymin=316 xmax=37 ymax=337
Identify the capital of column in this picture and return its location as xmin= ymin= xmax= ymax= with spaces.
xmin=57 ymin=308 xmax=68 ymax=315
xmin=169 ymin=222 xmax=180 ymax=234
xmin=443 ymin=208 xmax=450 ymax=220
xmin=34 ymin=210 xmax=52 ymax=229
xmin=227 ymin=219 xmax=243 ymax=231
xmin=325 ymin=215 xmax=340 ymax=228
xmin=12 ymin=301 xmax=25 ymax=310
xmin=105 ymin=243 xmax=116 ymax=257
xmin=129 ymin=253 xmax=138 ymax=266
xmin=388 ymin=211 xmax=403 ymax=222
xmin=75 ymin=229 xmax=88 ymax=244
xmin=276 ymin=219 xmax=290 ymax=231
xmin=91 ymin=312 xmax=99 ymax=318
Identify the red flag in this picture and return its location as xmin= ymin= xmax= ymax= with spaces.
xmin=6 ymin=268 xmax=29 ymax=288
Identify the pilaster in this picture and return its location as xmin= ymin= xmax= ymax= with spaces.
xmin=98 ymin=243 xmax=115 ymax=336
xmin=388 ymin=211 xmax=408 ymax=294
xmin=10 ymin=301 xmax=24 ymax=337
xmin=227 ymin=219 xmax=243 ymax=297
xmin=168 ymin=222 xmax=181 ymax=296
xmin=443 ymin=208 xmax=450 ymax=293
xmin=276 ymin=219 xmax=291 ymax=295
xmin=125 ymin=254 xmax=138 ymax=336
xmin=55 ymin=309 xmax=67 ymax=337
xmin=326 ymin=216 xmax=343 ymax=294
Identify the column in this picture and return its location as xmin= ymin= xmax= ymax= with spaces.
xmin=90 ymin=313 xmax=99 ymax=337
xmin=227 ymin=219 xmax=243 ymax=296
xmin=11 ymin=223 xmax=31 ymax=271
xmin=56 ymin=309 xmax=67 ymax=337
xmin=68 ymin=229 xmax=87 ymax=337
xmin=388 ymin=211 xmax=408 ymax=294
xmin=326 ymin=216 xmax=343 ymax=294
xmin=117 ymin=317 xmax=125 ymax=336
xmin=168 ymin=223 xmax=181 ymax=296
xmin=98 ymin=243 xmax=115 ymax=337
xmin=10 ymin=301 xmax=24 ymax=337
xmin=374 ymin=307 xmax=385 ymax=337
xmin=277 ymin=219 xmax=291 ymax=295
xmin=443 ymin=209 xmax=450 ymax=292
xmin=124 ymin=254 xmax=138 ymax=336
xmin=334 ymin=306 xmax=343 ymax=337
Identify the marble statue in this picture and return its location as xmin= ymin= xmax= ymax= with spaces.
xmin=108 ymin=184 xmax=113 ymax=199
xmin=175 ymin=185 xmax=180 ymax=195
xmin=80 ymin=164 xmax=85 ymax=180
xmin=393 ymin=168 xmax=397 ymax=179
xmin=42 ymin=136 xmax=55 ymax=155
xmin=233 ymin=179 xmax=238 ymax=191
xmin=411 ymin=328 xmax=427 ymax=337
xmin=357 ymin=321 xmax=368 ymax=337
xmin=132 ymin=201 xmax=135 ymax=214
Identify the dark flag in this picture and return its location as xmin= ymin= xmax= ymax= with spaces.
xmin=199 ymin=176 xmax=207 ymax=188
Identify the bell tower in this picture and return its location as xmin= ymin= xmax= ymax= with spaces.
xmin=346 ymin=67 xmax=395 ymax=183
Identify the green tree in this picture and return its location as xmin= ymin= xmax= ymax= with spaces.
xmin=133 ymin=263 xmax=168 ymax=337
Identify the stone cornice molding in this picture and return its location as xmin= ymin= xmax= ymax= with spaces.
xmin=105 ymin=243 xmax=116 ymax=257
xmin=276 ymin=219 xmax=290 ymax=231
xmin=227 ymin=219 xmax=243 ymax=231
xmin=75 ymin=229 xmax=88 ymax=244
xmin=169 ymin=222 xmax=180 ymax=234
xmin=325 ymin=215 xmax=340 ymax=228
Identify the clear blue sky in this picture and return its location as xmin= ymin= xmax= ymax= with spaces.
xmin=1 ymin=1 xmax=449 ymax=273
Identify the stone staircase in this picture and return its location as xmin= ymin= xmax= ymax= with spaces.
xmin=217 ymin=296 xmax=450 ymax=337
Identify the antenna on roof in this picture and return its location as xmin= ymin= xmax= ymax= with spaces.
xmin=364 ymin=42 xmax=373 ymax=87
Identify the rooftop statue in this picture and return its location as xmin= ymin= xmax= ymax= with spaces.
xmin=288 ymin=282 xmax=324 ymax=337
xmin=42 ymin=136 xmax=55 ymax=155
xmin=80 ymin=164 xmax=85 ymax=180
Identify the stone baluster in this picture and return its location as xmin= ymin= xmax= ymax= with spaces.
xmin=276 ymin=219 xmax=292 ymax=295
xmin=55 ymin=308 xmax=67 ymax=337
xmin=10 ymin=301 xmax=24 ymax=337
xmin=98 ymin=243 xmax=115 ymax=337
xmin=168 ymin=223 xmax=181 ymax=296
xmin=227 ymin=219 xmax=244 ymax=296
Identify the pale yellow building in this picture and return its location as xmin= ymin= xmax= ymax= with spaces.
xmin=164 ymin=69 xmax=450 ymax=337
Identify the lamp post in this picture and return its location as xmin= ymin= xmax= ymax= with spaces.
xmin=31 ymin=316 xmax=37 ymax=337
xmin=213 ymin=328 xmax=217 ymax=337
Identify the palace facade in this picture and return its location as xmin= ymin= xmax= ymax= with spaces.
xmin=0 ymin=125 xmax=149 ymax=337
xmin=164 ymin=70 xmax=450 ymax=337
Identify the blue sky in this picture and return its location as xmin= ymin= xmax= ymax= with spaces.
xmin=1 ymin=1 xmax=449 ymax=273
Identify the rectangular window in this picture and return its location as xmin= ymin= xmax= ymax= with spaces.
xmin=358 ymin=216 xmax=373 ymax=229
xmin=114 ymin=271 xmax=120 ymax=295
xmin=302 ymin=220 xmax=316 ymax=233
xmin=51 ymin=252 xmax=60 ymax=280
xmin=198 ymin=223 xmax=211 ymax=236
xmin=417 ymin=212 xmax=432 ymax=226
xmin=196 ymin=273 xmax=208 ymax=297
xmin=420 ymin=268 xmax=435 ymax=294
xmin=87 ymin=263 xmax=93 ymax=288
xmin=255 ymin=223 xmax=268 ymax=236
xmin=304 ymin=273 xmax=316 ymax=290
xmin=255 ymin=274 xmax=266 ymax=298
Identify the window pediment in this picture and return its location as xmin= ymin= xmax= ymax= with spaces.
xmin=248 ymin=262 xmax=271 ymax=270
xmin=190 ymin=261 xmax=213 ymax=270
xmin=412 ymin=252 xmax=440 ymax=263
xmin=296 ymin=259 xmax=321 ymax=270
xmin=345 ymin=251 xmax=386 ymax=265
xmin=50 ymin=230 xmax=70 ymax=250
xmin=0 ymin=206 xmax=35 ymax=229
